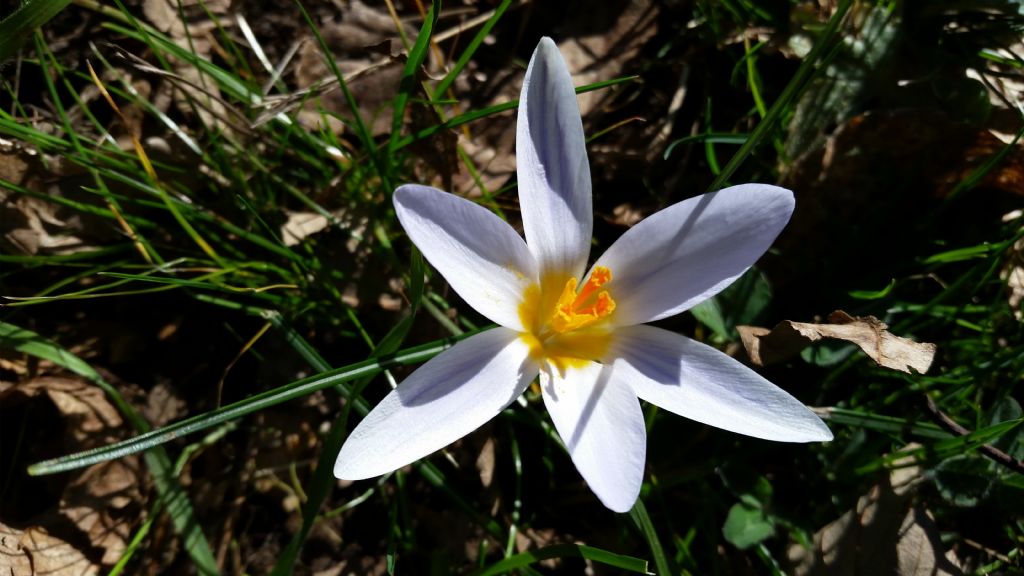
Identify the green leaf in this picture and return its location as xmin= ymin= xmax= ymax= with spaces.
xmin=988 ymin=397 xmax=1024 ymax=459
xmin=933 ymin=454 xmax=995 ymax=508
xmin=692 ymin=268 xmax=772 ymax=340
xmin=690 ymin=298 xmax=728 ymax=340
xmin=722 ymin=502 xmax=776 ymax=550
xmin=800 ymin=341 xmax=857 ymax=367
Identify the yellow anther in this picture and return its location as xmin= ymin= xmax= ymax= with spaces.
xmin=550 ymin=266 xmax=616 ymax=333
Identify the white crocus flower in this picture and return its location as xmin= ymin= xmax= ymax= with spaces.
xmin=334 ymin=37 xmax=832 ymax=512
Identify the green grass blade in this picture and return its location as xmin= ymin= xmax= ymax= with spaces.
xmin=0 ymin=0 xmax=73 ymax=62
xmin=432 ymin=0 xmax=511 ymax=98
xmin=822 ymin=407 xmax=951 ymax=439
xmin=28 ymin=329 xmax=482 ymax=476
xmin=630 ymin=498 xmax=672 ymax=576
xmin=270 ymin=253 xmax=425 ymax=575
xmin=706 ymin=0 xmax=854 ymax=191
xmin=293 ymin=0 xmax=390 ymax=189
xmin=469 ymin=543 xmax=651 ymax=576
xmin=391 ymin=76 xmax=638 ymax=151
xmin=388 ymin=1 xmax=439 ymax=155
xmin=270 ymin=388 xmax=361 ymax=576
xmin=0 ymin=321 xmax=220 ymax=574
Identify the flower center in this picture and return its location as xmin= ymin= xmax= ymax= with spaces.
xmin=518 ymin=266 xmax=616 ymax=372
xmin=551 ymin=266 xmax=616 ymax=333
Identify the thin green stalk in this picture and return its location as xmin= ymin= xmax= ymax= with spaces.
xmin=706 ymin=0 xmax=854 ymax=191
xmin=28 ymin=329 xmax=483 ymax=475
xmin=630 ymin=498 xmax=672 ymax=576
xmin=388 ymin=1 xmax=439 ymax=155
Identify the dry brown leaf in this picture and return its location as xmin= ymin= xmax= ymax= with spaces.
xmin=142 ymin=0 xmax=231 ymax=130
xmin=1 ymin=192 xmax=90 ymax=256
xmin=294 ymin=0 xmax=413 ymax=137
xmin=788 ymin=452 xmax=962 ymax=576
xmin=475 ymin=437 xmax=496 ymax=489
xmin=0 ymin=523 xmax=100 ymax=576
xmin=143 ymin=381 xmax=186 ymax=427
xmin=0 ymin=376 xmax=142 ymax=570
xmin=738 ymin=310 xmax=936 ymax=374
xmin=281 ymin=211 xmax=331 ymax=246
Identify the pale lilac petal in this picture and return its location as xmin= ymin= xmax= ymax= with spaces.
xmin=394 ymin=184 xmax=538 ymax=331
xmin=517 ymin=36 xmax=592 ymax=280
xmin=541 ymin=361 xmax=645 ymax=512
xmin=335 ymin=328 xmax=537 ymax=480
xmin=594 ymin=184 xmax=794 ymax=326
xmin=609 ymin=325 xmax=833 ymax=442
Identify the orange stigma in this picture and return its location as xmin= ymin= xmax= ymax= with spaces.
xmin=550 ymin=266 xmax=616 ymax=333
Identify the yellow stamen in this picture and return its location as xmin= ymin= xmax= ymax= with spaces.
xmin=518 ymin=267 xmax=617 ymax=376
xmin=550 ymin=266 xmax=616 ymax=333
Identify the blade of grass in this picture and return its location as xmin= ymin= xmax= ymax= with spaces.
xmin=820 ymin=407 xmax=951 ymax=439
xmin=630 ymin=498 xmax=672 ymax=576
xmin=391 ymin=75 xmax=638 ymax=151
xmin=28 ymin=328 xmax=484 ymax=475
xmin=706 ymin=0 xmax=854 ymax=191
xmin=855 ymin=418 xmax=1024 ymax=475
xmin=293 ymin=0 xmax=391 ymax=190
xmin=468 ymin=543 xmax=651 ymax=576
xmin=0 ymin=0 xmax=73 ymax=61
xmin=270 ymin=252 xmax=425 ymax=575
xmin=0 ymin=321 xmax=220 ymax=575
xmin=432 ymin=0 xmax=512 ymax=98
xmin=388 ymin=1 xmax=439 ymax=155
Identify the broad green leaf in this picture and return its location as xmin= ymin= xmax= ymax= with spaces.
xmin=722 ymin=503 xmax=776 ymax=550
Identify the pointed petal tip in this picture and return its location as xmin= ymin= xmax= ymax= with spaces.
xmin=779 ymin=414 xmax=834 ymax=443
xmin=536 ymin=36 xmax=557 ymax=53
xmin=721 ymin=182 xmax=795 ymax=214
xmin=333 ymin=452 xmax=375 ymax=481
xmin=602 ymin=494 xmax=638 ymax=514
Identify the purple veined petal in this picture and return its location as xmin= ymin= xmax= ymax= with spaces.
xmin=540 ymin=361 xmax=646 ymax=512
xmin=593 ymin=183 xmax=795 ymax=326
xmin=334 ymin=328 xmax=538 ymax=480
xmin=394 ymin=184 xmax=539 ymax=331
xmin=609 ymin=325 xmax=833 ymax=442
xmin=517 ymin=36 xmax=593 ymax=281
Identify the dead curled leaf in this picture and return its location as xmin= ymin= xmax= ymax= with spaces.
xmin=738 ymin=310 xmax=936 ymax=374
xmin=787 ymin=450 xmax=964 ymax=576
xmin=0 ymin=522 xmax=99 ymax=576
xmin=0 ymin=376 xmax=142 ymax=571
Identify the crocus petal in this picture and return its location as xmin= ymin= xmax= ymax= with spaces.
xmin=541 ymin=361 xmax=646 ymax=512
xmin=609 ymin=325 xmax=833 ymax=442
xmin=517 ymin=36 xmax=592 ymax=280
xmin=594 ymin=184 xmax=794 ymax=326
xmin=394 ymin=184 xmax=538 ymax=331
xmin=335 ymin=328 xmax=537 ymax=480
